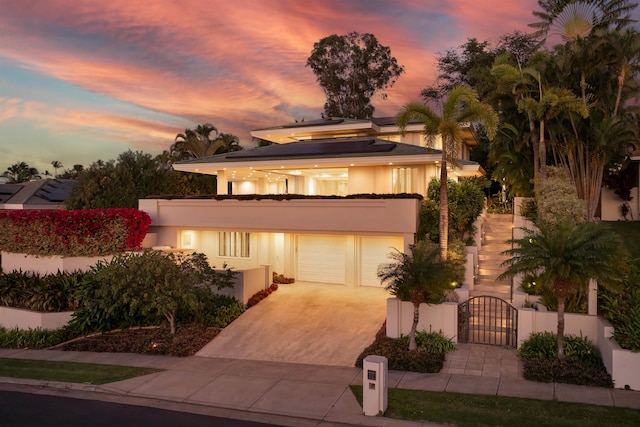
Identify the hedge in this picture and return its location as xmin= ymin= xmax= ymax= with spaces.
xmin=0 ymin=208 xmax=151 ymax=256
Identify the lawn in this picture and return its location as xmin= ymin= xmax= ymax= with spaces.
xmin=351 ymin=386 xmax=640 ymax=427
xmin=0 ymin=358 xmax=161 ymax=385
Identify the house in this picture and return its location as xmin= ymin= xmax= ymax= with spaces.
xmin=0 ymin=179 xmax=76 ymax=210
xmin=140 ymin=117 xmax=482 ymax=287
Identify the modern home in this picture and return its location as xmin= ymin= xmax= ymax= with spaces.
xmin=140 ymin=117 xmax=482 ymax=287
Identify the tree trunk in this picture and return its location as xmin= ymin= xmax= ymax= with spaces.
xmin=409 ymin=302 xmax=419 ymax=351
xmin=529 ymin=117 xmax=540 ymax=189
xmin=539 ymin=119 xmax=547 ymax=186
xmin=614 ymin=68 xmax=625 ymax=117
xmin=556 ymin=297 xmax=566 ymax=359
xmin=439 ymin=157 xmax=448 ymax=261
xmin=165 ymin=308 xmax=177 ymax=335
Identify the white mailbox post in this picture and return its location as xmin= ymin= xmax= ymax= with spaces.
xmin=362 ymin=355 xmax=388 ymax=416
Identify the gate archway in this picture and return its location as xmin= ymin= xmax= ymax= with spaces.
xmin=458 ymin=296 xmax=517 ymax=348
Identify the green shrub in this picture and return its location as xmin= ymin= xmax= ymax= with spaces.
xmin=70 ymin=250 xmax=238 ymax=334
xmin=356 ymin=330 xmax=455 ymax=373
xmin=0 ymin=270 xmax=85 ymax=312
xmin=599 ymin=264 xmax=640 ymax=352
xmin=519 ymin=332 xmax=612 ymax=387
xmin=519 ymin=332 xmax=602 ymax=365
xmin=0 ymin=326 xmax=79 ymax=349
xmin=523 ymin=358 xmax=613 ymax=388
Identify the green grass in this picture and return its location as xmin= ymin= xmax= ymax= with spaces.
xmin=604 ymin=221 xmax=640 ymax=259
xmin=351 ymin=386 xmax=640 ymax=427
xmin=0 ymin=358 xmax=161 ymax=385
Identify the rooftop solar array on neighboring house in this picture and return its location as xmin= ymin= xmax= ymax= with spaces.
xmin=226 ymin=138 xmax=396 ymax=160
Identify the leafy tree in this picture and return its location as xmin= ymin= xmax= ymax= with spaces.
xmin=396 ymin=86 xmax=498 ymax=260
xmin=2 ymin=162 xmax=40 ymax=183
xmin=306 ymin=31 xmax=404 ymax=119
xmin=420 ymin=177 xmax=488 ymax=245
xmin=500 ymin=220 xmax=628 ymax=358
xmin=72 ymin=251 xmax=236 ymax=335
xmin=378 ymin=240 xmax=458 ymax=351
xmin=537 ymin=166 xmax=586 ymax=226
xmin=64 ymin=150 xmax=216 ymax=209
xmin=171 ymin=123 xmax=242 ymax=160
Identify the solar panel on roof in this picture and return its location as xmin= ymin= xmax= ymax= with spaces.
xmin=226 ymin=138 xmax=396 ymax=160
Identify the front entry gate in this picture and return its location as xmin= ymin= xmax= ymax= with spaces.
xmin=458 ymin=296 xmax=517 ymax=348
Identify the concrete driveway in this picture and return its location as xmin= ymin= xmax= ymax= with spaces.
xmin=196 ymin=282 xmax=389 ymax=367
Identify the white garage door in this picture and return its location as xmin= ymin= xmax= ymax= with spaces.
xmin=360 ymin=237 xmax=404 ymax=287
xmin=297 ymin=235 xmax=346 ymax=284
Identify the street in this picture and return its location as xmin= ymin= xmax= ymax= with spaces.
xmin=0 ymin=390 xmax=287 ymax=427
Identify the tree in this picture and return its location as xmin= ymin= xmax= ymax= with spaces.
xmin=396 ymin=86 xmax=498 ymax=260
xmin=64 ymin=150 xmax=216 ymax=209
xmin=51 ymin=161 xmax=63 ymax=178
xmin=499 ymin=220 xmax=628 ymax=358
xmin=306 ymin=31 xmax=404 ymax=119
xmin=171 ymin=123 xmax=242 ymax=160
xmin=530 ymin=0 xmax=636 ymax=42
xmin=377 ymin=240 xmax=458 ymax=351
xmin=2 ymin=162 xmax=40 ymax=183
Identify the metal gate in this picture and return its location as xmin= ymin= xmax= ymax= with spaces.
xmin=458 ymin=296 xmax=517 ymax=347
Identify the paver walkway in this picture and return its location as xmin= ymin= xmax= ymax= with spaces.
xmin=197 ymin=282 xmax=389 ymax=366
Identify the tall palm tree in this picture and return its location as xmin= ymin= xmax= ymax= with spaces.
xmin=499 ymin=220 xmax=628 ymax=357
xmin=396 ymin=86 xmax=498 ymax=260
xmin=377 ymin=240 xmax=457 ymax=351
xmin=51 ymin=160 xmax=63 ymax=178
xmin=171 ymin=123 xmax=242 ymax=160
xmin=2 ymin=162 xmax=40 ymax=183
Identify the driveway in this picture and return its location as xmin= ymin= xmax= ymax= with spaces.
xmin=196 ymin=282 xmax=389 ymax=367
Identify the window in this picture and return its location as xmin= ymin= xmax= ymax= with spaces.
xmin=219 ymin=232 xmax=250 ymax=257
xmin=392 ymin=167 xmax=417 ymax=193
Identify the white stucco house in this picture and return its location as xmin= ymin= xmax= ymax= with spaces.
xmin=140 ymin=117 xmax=482 ymax=287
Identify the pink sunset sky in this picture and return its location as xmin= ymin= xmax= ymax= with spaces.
xmin=0 ymin=0 xmax=587 ymax=175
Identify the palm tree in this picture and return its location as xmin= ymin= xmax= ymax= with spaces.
xmin=377 ymin=240 xmax=457 ymax=351
xmin=2 ymin=162 xmax=40 ymax=183
xmin=530 ymin=0 xmax=636 ymax=42
xmin=499 ymin=220 xmax=628 ymax=357
xmin=396 ymin=86 xmax=498 ymax=260
xmin=51 ymin=160 xmax=63 ymax=178
xmin=171 ymin=123 xmax=242 ymax=160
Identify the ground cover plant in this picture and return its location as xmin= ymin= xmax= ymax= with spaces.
xmin=0 ymin=270 xmax=86 ymax=312
xmin=518 ymin=332 xmax=612 ymax=387
xmin=350 ymin=386 xmax=640 ymax=427
xmin=356 ymin=326 xmax=455 ymax=373
xmin=0 ymin=358 xmax=160 ymax=385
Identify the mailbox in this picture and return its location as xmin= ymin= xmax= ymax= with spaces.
xmin=362 ymin=355 xmax=388 ymax=416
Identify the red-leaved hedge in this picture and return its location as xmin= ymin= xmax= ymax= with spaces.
xmin=0 ymin=208 xmax=151 ymax=256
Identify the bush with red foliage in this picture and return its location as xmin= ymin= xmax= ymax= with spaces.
xmin=0 ymin=208 xmax=151 ymax=256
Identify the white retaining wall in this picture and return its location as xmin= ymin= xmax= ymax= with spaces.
xmin=217 ymin=265 xmax=271 ymax=305
xmin=386 ymin=298 xmax=458 ymax=342
xmin=0 ymin=306 xmax=73 ymax=330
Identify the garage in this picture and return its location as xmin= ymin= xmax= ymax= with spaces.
xmin=296 ymin=235 xmax=346 ymax=284
xmin=360 ymin=236 xmax=404 ymax=286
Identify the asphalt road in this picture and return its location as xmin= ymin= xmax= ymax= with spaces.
xmin=0 ymin=390 xmax=287 ymax=427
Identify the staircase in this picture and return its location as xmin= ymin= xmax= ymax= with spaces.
xmin=471 ymin=213 xmax=513 ymax=301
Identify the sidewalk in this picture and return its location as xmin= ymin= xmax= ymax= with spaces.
xmin=0 ymin=347 xmax=639 ymax=427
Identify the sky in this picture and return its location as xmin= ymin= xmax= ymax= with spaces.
xmin=0 ymin=0 xmax=579 ymax=175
